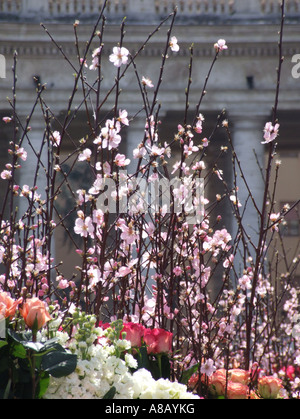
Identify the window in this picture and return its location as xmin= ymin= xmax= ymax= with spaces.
xmin=281 ymin=202 xmax=300 ymax=237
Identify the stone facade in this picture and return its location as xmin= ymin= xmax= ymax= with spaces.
xmin=0 ymin=0 xmax=300 ymax=278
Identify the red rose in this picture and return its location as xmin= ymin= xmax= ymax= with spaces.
xmin=143 ymin=328 xmax=173 ymax=354
xmin=98 ymin=321 xmax=110 ymax=330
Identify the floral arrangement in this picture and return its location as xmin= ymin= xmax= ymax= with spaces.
xmin=188 ymin=367 xmax=284 ymax=399
xmin=44 ymin=312 xmax=198 ymax=400
xmin=0 ymin=297 xmax=198 ymax=399
xmin=0 ymin=0 xmax=299 ymax=400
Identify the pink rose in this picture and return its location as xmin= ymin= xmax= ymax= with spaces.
xmin=19 ymin=298 xmax=52 ymax=330
xmin=258 ymin=376 xmax=283 ymax=399
xmin=143 ymin=328 xmax=173 ymax=354
xmin=0 ymin=292 xmax=23 ymax=320
xmin=121 ymin=322 xmax=145 ymax=347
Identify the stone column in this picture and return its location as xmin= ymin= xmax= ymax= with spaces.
xmin=230 ymin=112 xmax=269 ymax=263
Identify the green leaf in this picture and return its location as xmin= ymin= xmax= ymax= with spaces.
xmin=0 ymin=341 xmax=7 ymax=349
xmin=41 ymin=351 xmax=77 ymax=378
xmin=180 ymin=363 xmax=199 ymax=385
xmin=7 ymin=329 xmax=32 ymax=344
xmin=160 ymin=354 xmax=171 ymax=380
xmin=103 ymin=386 xmax=116 ymax=399
xmin=136 ymin=345 xmax=151 ymax=371
xmin=36 ymin=372 xmax=50 ymax=399
xmin=3 ymin=378 xmax=12 ymax=400
xmin=11 ymin=342 xmax=27 ymax=359
xmin=22 ymin=341 xmax=45 ymax=353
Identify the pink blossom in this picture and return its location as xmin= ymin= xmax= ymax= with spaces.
xmin=15 ymin=146 xmax=27 ymax=161
xmin=262 ymin=122 xmax=280 ymax=144
xmin=201 ymin=359 xmax=216 ymax=377
xmin=145 ymin=222 xmax=155 ymax=236
xmin=150 ymin=145 xmax=165 ymax=157
xmin=184 ymin=140 xmax=199 ymax=157
xmin=133 ymin=146 xmax=146 ymax=159
xmin=142 ymin=76 xmax=154 ymax=88
xmin=78 ymin=148 xmax=92 ymax=162
xmin=74 ymin=216 xmax=94 ymax=238
xmin=89 ymin=46 xmax=102 ymax=70
xmin=230 ymin=194 xmax=242 ymax=207
xmin=99 ymin=119 xmax=122 ymax=150
xmin=20 ymin=184 xmax=30 ymax=197
xmin=50 ymin=131 xmax=61 ymax=147
xmin=88 ymin=175 xmax=103 ymax=195
xmin=57 ymin=278 xmax=69 ymax=290
xmin=1 ymin=170 xmax=12 ymax=180
xmin=169 ymin=36 xmax=180 ymax=52
xmin=114 ymin=153 xmax=130 ymax=167
xmin=173 ymin=266 xmax=183 ymax=276
xmin=213 ymin=229 xmax=232 ymax=250
xmin=117 ymin=266 xmax=132 ymax=277
xmin=76 ymin=189 xmax=86 ymax=205
xmin=0 ymin=246 xmax=5 ymax=264
xmin=270 ymin=212 xmax=281 ymax=231
xmin=80 ymin=58 xmax=88 ymax=68
xmin=202 ymin=137 xmax=209 ymax=147
xmin=109 ymin=46 xmax=130 ymax=67
xmin=118 ymin=109 xmax=129 ymax=126
xmin=2 ymin=117 xmax=12 ymax=124
xmin=87 ymin=266 xmax=102 ymax=289
xmin=93 ymin=209 xmax=104 ymax=226
xmin=194 ymin=114 xmax=205 ymax=134
xmin=214 ymin=39 xmax=228 ymax=51
xmin=119 ymin=223 xmax=139 ymax=245
xmin=192 ymin=161 xmax=206 ymax=171
xmin=223 ymin=254 xmax=234 ymax=268
xmin=238 ymin=274 xmax=252 ymax=291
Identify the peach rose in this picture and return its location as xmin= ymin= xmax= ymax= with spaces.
xmin=258 ymin=376 xmax=283 ymax=399
xmin=228 ymin=368 xmax=250 ymax=385
xmin=19 ymin=298 xmax=52 ymax=330
xmin=227 ymin=381 xmax=249 ymax=399
xmin=0 ymin=292 xmax=23 ymax=320
xmin=209 ymin=369 xmax=227 ymax=397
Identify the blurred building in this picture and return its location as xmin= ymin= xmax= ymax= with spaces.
xmin=0 ymin=0 xmax=300 ymax=280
